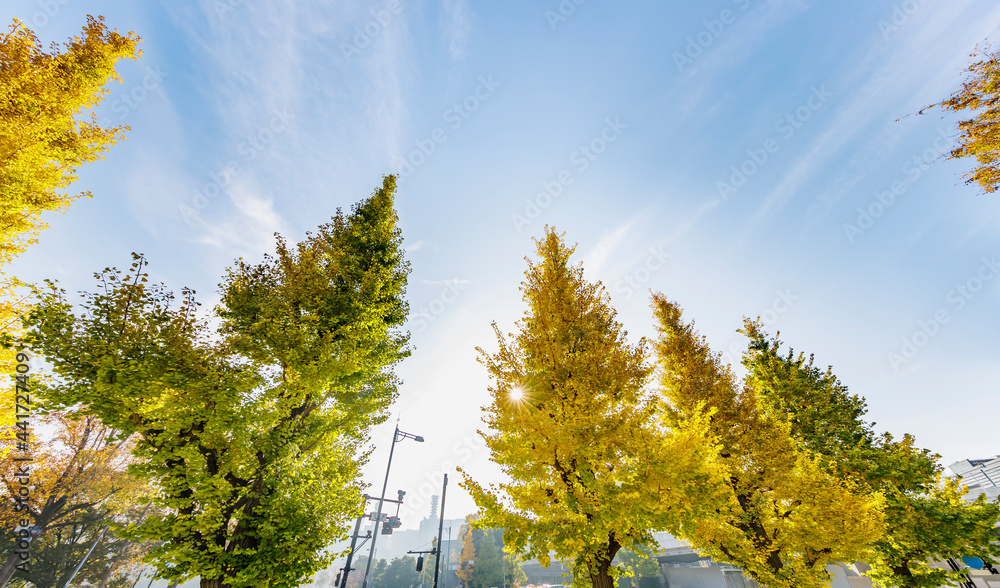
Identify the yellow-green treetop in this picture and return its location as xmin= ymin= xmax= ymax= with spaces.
xmin=14 ymin=177 xmax=411 ymax=588
xmin=651 ymin=295 xmax=884 ymax=588
xmin=0 ymin=15 xmax=140 ymax=266
xmin=741 ymin=321 xmax=1000 ymax=588
xmin=924 ymin=43 xmax=1000 ymax=194
xmin=461 ymin=228 xmax=722 ymax=588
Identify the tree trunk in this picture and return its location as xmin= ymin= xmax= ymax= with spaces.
xmin=0 ymin=551 xmax=24 ymax=588
xmin=200 ymin=578 xmax=230 ymax=588
xmin=0 ymin=498 xmax=65 ymax=588
xmin=590 ymin=567 xmax=616 ymax=588
xmin=588 ymin=535 xmax=621 ymax=588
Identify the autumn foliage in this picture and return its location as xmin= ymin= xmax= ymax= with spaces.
xmin=925 ymin=43 xmax=1000 ymax=194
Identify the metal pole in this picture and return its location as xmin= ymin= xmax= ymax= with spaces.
xmin=98 ymin=502 xmax=153 ymax=588
xmin=340 ymin=510 xmax=366 ymax=588
xmin=362 ymin=426 xmax=399 ymax=588
xmin=432 ymin=474 xmax=448 ymax=588
xmin=445 ymin=526 xmax=452 ymax=588
xmin=62 ymin=525 xmax=109 ymax=588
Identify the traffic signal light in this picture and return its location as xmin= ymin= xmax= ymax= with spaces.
xmin=416 ymin=555 xmax=424 ymax=572
xmin=381 ymin=516 xmax=403 ymax=534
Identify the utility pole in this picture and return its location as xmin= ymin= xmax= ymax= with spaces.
xmin=340 ymin=506 xmax=369 ymax=588
xmin=432 ymin=474 xmax=448 ymax=588
xmin=61 ymin=525 xmax=109 ymax=588
xmin=445 ymin=525 xmax=452 ymax=588
xmin=344 ymin=492 xmax=404 ymax=588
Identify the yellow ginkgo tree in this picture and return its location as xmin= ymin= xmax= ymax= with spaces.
xmin=461 ymin=228 xmax=723 ymax=588
xmin=0 ymin=15 xmax=140 ymax=265
xmin=0 ymin=14 xmax=140 ymax=457
xmin=922 ymin=43 xmax=1000 ymax=194
xmin=741 ymin=321 xmax=1000 ymax=588
xmin=651 ymin=295 xmax=885 ymax=588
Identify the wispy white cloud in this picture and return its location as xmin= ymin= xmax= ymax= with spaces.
xmin=441 ymin=0 xmax=473 ymax=61
xmin=191 ymin=176 xmax=289 ymax=256
xmin=582 ymin=221 xmax=635 ymax=277
xmin=166 ymin=1 xmax=413 ymax=218
xmin=665 ymin=0 xmax=807 ymax=120
xmin=745 ymin=0 xmax=1000 ymax=233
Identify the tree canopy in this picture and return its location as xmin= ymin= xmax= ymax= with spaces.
xmin=0 ymin=13 xmax=140 ymax=463
xmin=0 ymin=15 xmax=140 ymax=265
xmin=741 ymin=321 xmax=1000 ymax=588
xmin=13 ymin=176 xmax=411 ymax=588
xmin=652 ymin=295 xmax=884 ymax=588
xmin=461 ymin=228 xmax=720 ymax=588
xmin=0 ymin=412 xmax=151 ymax=587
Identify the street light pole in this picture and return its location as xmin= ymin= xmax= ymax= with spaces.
xmin=362 ymin=425 xmax=423 ymax=588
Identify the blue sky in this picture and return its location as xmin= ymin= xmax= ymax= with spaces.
xmin=7 ymin=0 xmax=1000 ymax=535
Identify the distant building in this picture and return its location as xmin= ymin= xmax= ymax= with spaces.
xmin=949 ymin=456 xmax=1000 ymax=502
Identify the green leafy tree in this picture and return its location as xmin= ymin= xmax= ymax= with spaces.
xmin=13 ymin=176 xmax=410 ymax=588
xmin=501 ymin=546 xmax=528 ymax=588
xmin=615 ymin=545 xmax=660 ymax=588
xmin=460 ymin=228 xmax=721 ymax=588
xmin=470 ymin=531 xmax=502 ymax=588
xmin=741 ymin=321 xmax=1000 ymax=588
xmin=346 ymin=557 xmax=387 ymax=588
xmin=454 ymin=526 xmax=525 ymax=588
xmin=651 ymin=295 xmax=884 ymax=588
xmin=381 ymin=556 xmax=423 ymax=588
xmin=2 ymin=502 xmax=150 ymax=588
